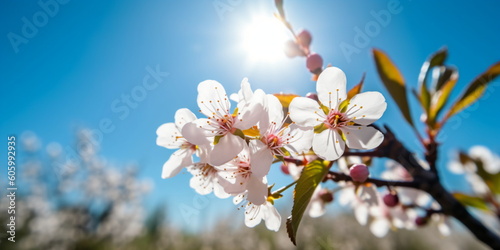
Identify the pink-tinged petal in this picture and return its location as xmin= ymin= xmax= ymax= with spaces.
xmin=156 ymin=123 xmax=184 ymax=149
xmin=286 ymin=124 xmax=313 ymax=154
xmin=181 ymin=120 xmax=212 ymax=145
xmin=341 ymin=126 xmax=384 ymax=150
xmin=313 ymin=129 xmax=345 ymax=161
xmin=209 ymin=134 xmax=246 ymax=166
xmin=174 ymin=108 xmax=197 ymax=129
xmin=246 ymin=176 xmax=267 ymax=205
xmin=289 ymin=97 xmax=324 ymax=127
xmin=197 ymin=80 xmax=231 ymax=118
xmin=345 ymin=92 xmax=387 ymax=125
xmin=317 ymin=67 xmax=347 ymax=109
xmin=249 ymin=140 xmax=273 ymax=178
xmin=236 ymin=89 xmax=266 ymax=130
xmin=263 ymin=203 xmax=281 ymax=231
xmin=162 ymin=148 xmax=193 ymax=178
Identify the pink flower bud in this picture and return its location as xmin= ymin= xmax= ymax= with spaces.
xmin=297 ymin=29 xmax=312 ymax=48
xmin=349 ymin=164 xmax=369 ymax=183
xmin=383 ymin=192 xmax=399 ymax=207
xmin=415 ymin=216 xmax=428 ymax=226
xmin=280 ymin=164 xmax=290 ymax=175
xmin=284 ymin=40 xmax=303 ymax=58
xmin=318 ymin=189 xmax=334 ymax=203
xmin=306 ymin=53 xmax=323 ymax=73
xmin=305 ymin=92 xmax=318 ymax=101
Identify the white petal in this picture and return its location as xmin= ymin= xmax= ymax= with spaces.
xmin=197 ymin=80 xmax=231 ymax=118
xmin=317 ymin=67 xmax=347 ymax=110
xmin=237 ymin=77 xmax=253 ymax=108
xmin=266 ymin=94 xmax=284 ymax=128
xmin=264 ymin=203 xmax=281 ymax=231
xmin=346 ymin=92 xmax=386 ymax=125
xmin=246 ymin=176 xmax=268 ymax=205
xmin=156 ymin=123 xmax=183 ymax=149
xmin=212 ymin=181 xmax=231 ymax=199
xmin=354 ymin=204 xmax=369 ymax=225
xmin=289 ymin=97 xmax=324 ymax=127
xmin=181 ymin=120 xmax=212 ymax=145
xmin=286 ymin=124 xmax=313 ymax=154
xmin=209 ymin=134 xmax=246 ymax=166
xmin=313 ymin=129 xmax=345 ymax=161
xmin=236 ymin=89 xmax=266 ymax=130
xmin=249 ymin=140 xmax=273 ymax=178
xmin=174 ymin=108 xmax=197 ymax=129
xmin=341 ymin=126 xmax=384 ymax=150
xmin=244 ymin=205 xmax=263 ymax=228
xmin=370 ymin=218 xmax=390 ymax=238
xmin=162 ymin=148 xmax=193 ymax=178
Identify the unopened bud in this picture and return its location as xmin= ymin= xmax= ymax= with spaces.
xmin=415 ymin=216 xmax=428 ymax=226
xmin=349 ymin=164 xmax=369 ymax=183
xmin=318 ymin=189 xmax=334 ymax=203
xmin=284 ymin=40 xmax=303 ymax=58
xmin=383 ymin=192 xmax=399 ymax=207
xmin=280 ymin=164 xmax=290 ymax=175
xmin=305 ymin=92 xmax=318 ymax=101
xmin=297 ymin=29 xmax=312 ymax=48
xmin=306 ymin=53 xmax=323 ymax=73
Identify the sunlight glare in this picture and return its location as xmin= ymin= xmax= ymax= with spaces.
xmin=242 ymin=16 xmax=289 ymax=63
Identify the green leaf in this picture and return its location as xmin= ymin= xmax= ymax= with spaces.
xmin=475 ymin=158 xmax=500 ymax=195
xmin=372 ymin=48 xmax=414 ymax=127
xmin=286 ymin=160 xmax=329 ymax=245
xmin=347 ymin=73 xmax=365 ymax=99
xmin=445 ymin=62 xmax=500 ymax=120
xmin=417 ymin=47 xmax=448 ymax=114
xmin=453 ymin=193 xmax=489 ymax=211
xmin=428 ymin=68 xmax=458 ymax=124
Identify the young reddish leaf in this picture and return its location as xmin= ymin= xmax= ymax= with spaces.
xmin=347 ymin=73 xmax=365 ymax=99
xmin=287 ymin=159 xmax=329 ymax=245
xmin=372 ymin=48 xmax=414 ymax=127
xmin=444 ymin=62 xmax=500 ymax=121
xmin=453 ymin=193 xmax=490 ymax=211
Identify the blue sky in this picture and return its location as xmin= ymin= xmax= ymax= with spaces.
xmin=2 ymin=0 xmax=500 ymax=231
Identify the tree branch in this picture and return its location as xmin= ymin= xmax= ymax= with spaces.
xmin=379 ymin=125 xmax=500 ymax=249
xmin=325 ymin=171 xmax=419 ymax=189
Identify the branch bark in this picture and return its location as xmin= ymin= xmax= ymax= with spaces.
xmin=379 ymin=125 xmax=500 ymax=249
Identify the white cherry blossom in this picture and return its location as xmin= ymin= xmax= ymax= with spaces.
xmin=289 ymin=67 xmax=386 ymax=160
xmin=234 ymin=191 xmax=281 ymax=231
xmin=216 ymin=143 xmax=271 ymax=205
xmin=156 ymin=108 xmax=209 ymax=178
xmin=182 ymin=79 xmax=265 ymax=166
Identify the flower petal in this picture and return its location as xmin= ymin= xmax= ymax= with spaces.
xmin=289 ymin=97 xmax=324 ymax=127
xmin=317 ymin=67 xmax=347 ymax=109
xmin=249 ymin=140 xmax=273 ymax=178
xmin=346 ymin=92 xmax=386 ymax=125
xmin=286 ymin=124 xmax=313 ymax=154
xmin=236 ymin=89 xmax=266 ymax=130
xmin=341 ymin=126 xmax=384 ymax=150
xmin=197 ymin=80 xmax=231 ymax=119
xmin=313 ymin=129 xmax=345 ymax=161
xmin=162 ymin=148 xmax=193 ymax=178
xmin=370 ymin=218 xmax=390 ymax=238
xmin=156 ymin=123 xmax=184 ymax=149
xmin=174 ymin=108 xmax=197 ymax=129
xmin=246 ymin=176 xmax=267 ymax=205
xmin=181 ymin=120 xmax=212 ymax=145
xmin=263 ymin=203 xmax=281 ymax=231
xmin=209 ymin=133 xmax=245 ymax=166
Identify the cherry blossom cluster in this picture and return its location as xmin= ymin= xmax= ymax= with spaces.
xmin=157 ymin=67 xmax=387 ymax=230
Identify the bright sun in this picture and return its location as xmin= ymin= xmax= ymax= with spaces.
xmin=241 ymin=16 xmax=289 ymax=63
